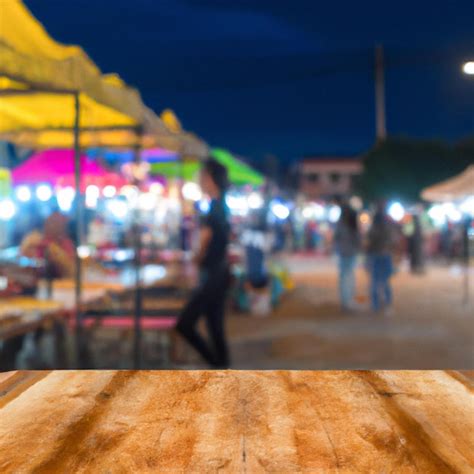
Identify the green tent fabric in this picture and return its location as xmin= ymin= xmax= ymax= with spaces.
xmin=211 ymin=148 xmax=264 ymax=186
xmin=149 ymin=148 xmax=264 ymax=186
xmin=149 ymin=161 xmax=199 ymax=181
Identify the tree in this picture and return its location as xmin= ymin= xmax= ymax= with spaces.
xmin=357 ymin=137 xmax=474 ymax=203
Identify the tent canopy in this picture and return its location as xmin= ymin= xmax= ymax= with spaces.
xmin=0 ymin=1 xmax=208 ymax=157
xmin=149 ymin=161 xmax=200 ymax=182
xmin=87 ymin=147 xmax=179 ymax=164
xmin=421 ymin=165 xmax=474 ymax=202
xmin=12 ymin=149 xmax=127 ymax=191
xmin=211 ymin=148 xmax=264 ymax=186
xmin=0 ymin=0 xmax=144 ymax=134
xmin=149 ymin=148 xmax=264 ymax=186
xmin=0 ymin=102 xmax=208 ymax=158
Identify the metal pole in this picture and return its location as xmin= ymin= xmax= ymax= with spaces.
xmin=73 ymin=92 xmax=85 ymax=367
xmin=133 ymin=127 xmax=143 ymax=368
xmin=179 ymin=143 xmax=186 ymax=251
xmin=463 ymin=216 xmax=470 ymax=306
xmin=375 ymin=44 xmax=387 ymax=142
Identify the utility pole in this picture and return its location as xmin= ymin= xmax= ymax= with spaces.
xmin=375 ymin=44 xmax=387 ymax=142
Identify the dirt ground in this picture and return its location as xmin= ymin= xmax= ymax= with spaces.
xmin=227 ymin=255 xmax=474 ymax=369
xmin=16 ymin=255 xmax=473 ymax=370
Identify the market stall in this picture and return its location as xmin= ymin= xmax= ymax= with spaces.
xmin=0 ymin=0 xmax=151 ymax=368
xmin=421 ymin=165 xmax=474 ymax=304
xmin=0 ymin=370 xmax=472 ymax=472
xmin=0 ymin=297 xmax=66 ymax=371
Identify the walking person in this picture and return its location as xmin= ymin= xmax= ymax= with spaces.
xmin=176 ymin=159 xmax=231 ymax=368
xmin=334 ymin=204 xmax=360 ymax=311
xmin=366 ymin=206 xmax=397 ymax=314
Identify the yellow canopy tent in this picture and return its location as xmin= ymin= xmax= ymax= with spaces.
xmin=0 ymin=2 xmax=208 ymax=156
xmin=1 ymin=107 xmax=166 ymax=149
xmin=0 ymin=2 xmax=208 ymax=364
xmin=0 ymin=0 xmax=152 ymax=361
xmin=2 ymin=107 xmax=209 ymax=158
xmin=0 ymin=0 xmax=145 ymax=132
xmin=159 ymin=108 xmax=209 ymax=158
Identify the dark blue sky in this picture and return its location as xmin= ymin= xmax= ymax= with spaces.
xmin=26 ymin=0 xmax=474 ymax=164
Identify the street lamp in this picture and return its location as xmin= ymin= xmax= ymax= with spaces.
xmin=463 ymin=61 xmax=474 ymax=75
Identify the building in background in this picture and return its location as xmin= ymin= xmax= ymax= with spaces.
xmin=298 ymin=155 xmax=362 ymax=201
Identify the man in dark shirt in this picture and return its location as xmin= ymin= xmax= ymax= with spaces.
xmin=200 ymin=198 xmax=229 ymax=270
xmin=176 ymin=159 xmax=231 ymax=368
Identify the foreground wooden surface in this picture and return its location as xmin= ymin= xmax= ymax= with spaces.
xmin=0 ymin=370 xmax=472 ymax=473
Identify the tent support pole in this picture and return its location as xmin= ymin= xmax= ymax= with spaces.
xmin=133 ymin=127 xmax=143 ymax=369
xmin=463 ymin=217 xmax=470 ymax=306
xmin=73 ymin=92 xmax=85 ymax=367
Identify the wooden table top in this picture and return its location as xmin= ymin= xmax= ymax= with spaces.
xmin=0 ymin=298 xmax=65 ymax=340
xmin=0 ymin=297 xmax=63 ymax=318
xmin=46 ymin=264 xmax=189 ymax=309
xmin=0 ymin=370 xmax=472 ymax=473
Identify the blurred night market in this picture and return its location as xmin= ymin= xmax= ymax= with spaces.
xmin=0 ymin=0 xmax=473 ymax=373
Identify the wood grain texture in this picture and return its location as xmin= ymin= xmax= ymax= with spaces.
xmin=0 ymin=370 xmax=472 ymax=473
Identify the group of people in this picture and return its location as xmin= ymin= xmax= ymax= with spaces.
xmin=8 ymin=158 xmax=405 ymax=370
xmin=177 ymin=164 xmax=408 ymax=368
xmin=334 ymin=203 xmax=400 ymax=314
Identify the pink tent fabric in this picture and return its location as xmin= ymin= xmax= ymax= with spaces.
xmin=12 ymin=149 xmax=127 ymax=191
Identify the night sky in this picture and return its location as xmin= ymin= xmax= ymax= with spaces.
xmin=26 ymin=0 xmax=474 ymax=165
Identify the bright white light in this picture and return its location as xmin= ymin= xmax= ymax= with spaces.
xmin=441 ymin=202 xmax=462 ymax=223
xmin=149 ymin=182 xmax=164 ymax=195
xmin=447 ymin=207 xmax=462 ymax=223
xmin=302 ymin=204 xmax=326 ymax=220
xmin=85 ymin=185 xmax=99 ymax=209
xmin=77 ymin=246 xmax=92 ymax=259
xmin=86 ymin=185 xmax=100 ymax=198
xmin=36 ymin=184 xmax=52 ymax=202
xmin=247 ymin=192 xmax=264 ymax=209
xmin=115 ymin=249 xmax=134 ymax=262
xmin=226 ymin=194 xmax=248 ymax=215
xmin=463 ymin=61 xmax=474 ymax=75
xmin=388 ymin=202 xmax=405 ymax=222
xmin=15 ymin=186 xmax=31 ymax=202
xmin=459 ymin=196 xmax=474 ymax=217
xmin=0 ymin=199 xmax=16 ymax=220
xmin=57 ymin=187 xmax=75 ymax=212
xmin=103 ymin=185 xmax=117 ymax=198
xmin=198 ymin=199 xmax=211 ymax=214
xmin=428 ymin=204 xmax=446 ymax=225
xmin=271 ymin=202 xmax=290 ymax=220
xmin=107 ymin=199 xmax=128 ymax=220
xmin=313 ymin=203 xmax=325 ymax=220
xmin=182 ymin=182 xmax=202 ymax=201
xmin=120 ymin=185 xmax=139 ymax=203
xmin=138 ymin=192 xmax=157 ymax=211
xmin=328 ymin=205 xmax=341 ymax=223
xmin=302 ymin=206 xmax=313 ymax=219
xmin=301 ymin=206 xmax=314 ymax=219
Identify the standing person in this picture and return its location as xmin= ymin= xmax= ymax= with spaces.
xmin=366 ymin=207 xmax=397 ymax=314
xmin=334 ymin=205 xmax=360 ymax=311
xmin=408 ymin=214 xmax=424 ymax=274
xmin=176 ymin=159 xmax=231 ymax=368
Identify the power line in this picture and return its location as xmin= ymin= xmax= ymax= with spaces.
xmin=138 ymin=43 xmax=473 ymax=92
